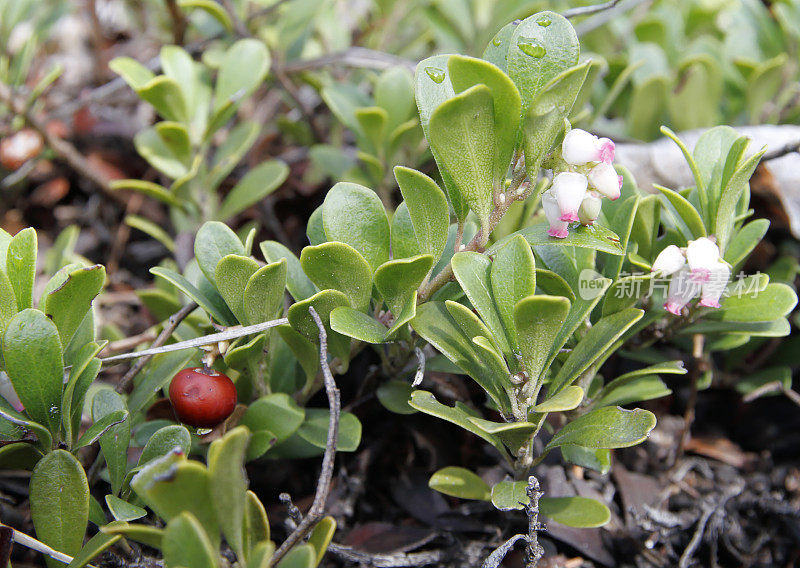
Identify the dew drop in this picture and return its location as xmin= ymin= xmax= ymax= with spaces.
xmin=517 ymin=37 xmax=546 ymax=58
xmin=538 ymin=18 xmax=551 ymax=27
xmin=196 ymin=427 xmax=213 ymax=435
xmin=425 ymin=67 xmax=445 ymax=84
xmin=492 ymin=33 xmax=503 ymax=46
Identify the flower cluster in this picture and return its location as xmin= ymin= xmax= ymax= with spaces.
xmin=543 ymin=129 xmax=622 ymax=238
xmin=651 ymin=237 xmax=731 ymax=315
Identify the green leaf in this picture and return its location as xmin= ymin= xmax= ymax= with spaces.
xmin=286 ymin=408 xmax=362 ymax=452
xmin=209 ymin=121 xmax=260 ymax=189
xmin=376 ymin=380 xmax=416 ymax=415
xmin=137 ymin=76 xmax=188 ymax=122
xmin=287 ymin=290 xmax=351 ymax=365
xmin=277 ymin=544 xmax=315 ymax=568
xmin=539 ymin=497 xmax=611 ymax=528
xmin=593 ymin=375 xmax=671 ymax=407
xmin=243 ymin=259 xmax=287 ymax=325
xmin=163 ymin=513 xmax=219 ymax=568
xmin=40 ymin=264 xmax=105 ymax=347
xmin=215 ymin=254 xmax=260 ymax=324
xmin=490 ymin=480 xmax=528 ymax=511
xmin=451 ymin=251 xmax=510 ymax=357
xmin=300 ymin=242 xmax=373 ymax=312
xmin=483 ymin=21 xmax=516 ymax=72
xmin=548 ymin=308 xmax=643 ymax=395
xmin=218 ymin=160 xmax=288 ymax=220
xmin=329 ymin=307 xmax=387 ymax=344
xmin=467 ymin=417 xmax=537 ymax=453
xmin=561 ymin=445 xmax=611 ymax=474
xmin=178 ymin=0 xmax=234 ymax=31
xmin=411 ymin=302 xmax=509 ymax=411
xmin=493 ymin=222 xmax=624 ymax=255
xmin=544 ymin=406 xmax=656 ymax=452
xmin=3 ymin=309 xmax=63 ymax=436
xmin=522 ymin=62 xmax=590 ymax=177
xmin=307 ymin=516 xmax=336 ymax=567
xmin=374 ymin=254 xmax=433 ymax=315
xmin=394 ymin=166 xmax=449 ymax=262
xmin=74 ymin=410 xmax=127 ymax=450
xmin=0 ymin=398 xmax=52 ymax=453
xmin=724 ymin=218 xmax=769 ymax=267
xmin=355 ymin=106 xmax=387 ymax=153
xmin=490 ymin=236 xmax=536 ymax=353
xmin=66 ymin=528 xmax=121 ymax=568
xmin=244 ymin=490 xmax=270 ymax=554
xmin=132 ymin=453 xmax=220 ymax=548
xmin=100 ymin=522 xmax=164 ymax=549
xmin=109 ymin=57 xmax=155 ymax=90
xmin=448 ymin=55 xmax=521 ymax=186
xmin=240 ymin=394 xmax=305 ymax=443
xmin=155 ymin=121 xmax=192 ymax=164
xmin=260 ymin=241 xmax=316 ymax=302
xmin=428 ymin=85 xmax=495 ymax=232
xmin=106 ymin=495 xmax=146 ymax=521
xmin=208 ymin=426 xmax=250 ymax=560
xmin=533 ymin=385 xmax=584 ymax=413
xmin=735 ymin=366 xmax=792 ymax=397
xmin=718 ymin=282 xmax=797 ymax=322
xmin=30 ymin=450 xmax=89 ymax=567
xmin=150 ymin=267 xmax=237 ymax=325
xmin=515 ymin=295 xmax=571 ymax=384
xmin=507 ymin=11 xmax=580 ymax=112
xmin=5 ymin=227 xmax=36 ymax=310
xmin=715 ymin=147 xmax=766 ymax=251
xmin=215 ymin=39 xmax=270 ymax=111
xmin=429 ymin=466 xmax=491 ymax=500
xmin=195 ymin=221 xmax=246 ymax=285
xmin=138 ymin=424 xmax=192 ymax=466
xmin=655 ymin=185 xmax=706 ymax=240
xmin=408 ymin=390 xmax=506 ymax=456
xmin=321 ymin=183 xmax=390 ymax=271
xmin=61 ymin=342 xmax=104 ymax=446
xmin=111 ymin=179 xmax=184 ymax=207
xmin=390 ymin=202 xmax=421 ymax=259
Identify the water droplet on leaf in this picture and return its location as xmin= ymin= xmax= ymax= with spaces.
xmin=538 ymin=18 xmax=551 ymax=27
xmin=425 ymin=67 xmax=445 ymax=83
xmin=517 ymin=37 xmax=546 ymax=58
xmin=492 ymin=33 xmax=503 ymax=46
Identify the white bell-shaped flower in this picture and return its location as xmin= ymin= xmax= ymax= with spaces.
xmin=562 ymin=129 xmax=615 ymax=165
xmin=587 ymin=162 xmax=621 ymax=200
xmin=652 ymin=245 xmax=686 ymax=276
xmin=552 ymin=172 xmax=588 ymax=223
xmin=578 ymin=191 xmax=603 ymax=226
xmin=664 ymin=267 xmax=700 ymax=315
xmin=543 ymin=190 xmax=569 ymax=239
xmin=598 ymin=137 xmax=615 ymax=163
xmin=686 ymin=237 xmax=721 ymax=281
xmin=698 ymin=261 xmax=731 ymax=308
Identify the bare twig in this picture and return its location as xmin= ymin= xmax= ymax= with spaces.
xmin=482 ymin=535 xmax=528 ymax=568
xmin=113 ymin=302 xmax=198 ymax=393
xmin=328 ymin=543 xmax=447 ymax=567
xmin=675 ymin=334 xmax=706 ymax=462
xmin=164 ymin=0 xmax=187 ymax=44
xmin=268 ymin=306 xmax=340 ymax=566
xmin=525 ymin=475 xmax=544 ymax=568
xmin=0 ymin=82 xmax=121 ymax=203
xmin=281 ymin=47 xmax=416 ymax=74
xmin=412 ymin=347 xmax=425 ymax=387
xmin=762 ymin=139 xmax=800 ymax=161
xmin=219 ymin=0 xmax=250 ymax=37
xmin=573 ymin=0 xmax=652 ymax=35
xmin=102 ymin=313 xmax=287 ymax=366
xmin=742 ymin=382 xmax=800 ymax=406
xmin=2 ymin=525 xmax=92 ymax=567
xmin=563 ymin=0 xmax=622 ymax=18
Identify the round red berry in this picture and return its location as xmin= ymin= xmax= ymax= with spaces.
xmin=168 ymin=367 xmax=237 ymax=428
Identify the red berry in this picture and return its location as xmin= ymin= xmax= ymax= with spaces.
xmin=168 ymin=367 xmax=237 ymax=428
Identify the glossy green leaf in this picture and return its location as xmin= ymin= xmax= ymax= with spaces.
xmin=429 ymin=466 xmax=491 ymax=500
xmin=374 ymin=254 xmax=433 ymax=315
xmin=390 ymin=202 xmax=421 ymax=259
xmin=467 ymin=417 xmax=537 ymax=453
xmin=300 ymin=242 xmax=373 ymax=312
xmin=215 ymin=254 xmax=260 ymax=323
xmin=155 ymin=121 xmax=191 ymax=164
xmin=163 ymin=512 xmax=219 ymax=568
xmin=178 ymin=0 xmax=233 ymax=31
xmin=491 ymin=236 xmax=536 ymax=353
xmin=5 ymin=227 xmax=36 ymax=310
xmin=134 ymin=127 xmax=189 ymax=178
xmin=376 ymin=380 xmax=416 ymax=415
xmin=287 ymin=289 xmax=351 ymax=364
xmin=240 ymin=394 xmax=305 ymax=443
xmin=138 ymin=424 xmax=192 ymax=466
xmin=507 ymin=11 xmax=580 ymax=112
xmin=208 ymin=426 xmax=250 ymax=560
xmin=74 ymin=410 xmax=127 ymax=450
xmin=561 ymin=445 xmax=611 ymax=474
xmin=109 ymin=57 xmax=155 ymax=90
xmin=215 ymin=39 xmax=270 ymax=111
xmin=490 ymin=480 xmax=528 ymax=511
xmin=0 ymin=398 xmax=52 ymax=452
xmin=218 ymin=160 xmax=288 ymax=220
xmin=260 ymin=241 xmax=316 ymax=302
xmin=110 ymin=179 xmax=183 ymax=207
xmin=539 ymin=496 xmax=611 ymax=527
xmin=40 ymin=264 xmax=105 ymax=347
xmin=195 ymin=221 xmax=245 ymax=282
xmin=243 ymin=259 xmax=287 ymax=325
xmin=515 ymin=295 xmax=571 ymax=385
xmin=533 ymin=385 xmax=584 ymax=413
xmin=544 ymin=406 xmax=656 ymax=452
xmin=493 ymin=222 xmax=624 ymax=255
xmin=594 ymin=375 xmax=671 ymax=407
xmin=428 ymin=85 xmax=495 ymax=232
xmin=718 ymin=282 xmax=797 ymax=322
xmin=244 ymin=490 xmax=270 ymax=553
xmin=716 ymin=148 xmax=766 ymax=251
xmin=321 ymin=183 xmax=390 ymax=271
xmin=656 ymin=185 xmax=706 ymax=240
xmin=394 ymin=166 xmax=449 ymax=262
xmin=150 ymin=267 xmax=237 ymax=325
xmin=30 ymin=450 xmax=89 ymax=567
xmin=277 ymin=544 xmax=315 ymax=568
xmin=105 ymin=495 xmax=146 ymax=522
xmin=308 ymin=516 xmax=336 ymax=567
xmin=3 ymin=309 xmax=63 ymax=435
xmin=724 ymin=218 xmax=769 ymax=267
xmin=137 ymin=76 xmax=188 ymax=122
xmin=329 ymin=307 xmax=387 ymax=343
xmin=295 ymin=408 xmax=362 ymax=452
xmin=65 ymin=526 xmax=121 ymax=568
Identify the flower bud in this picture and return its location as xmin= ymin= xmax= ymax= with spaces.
xmin=598 ymin=137 xmax=615 ymax=163
xmin=652 ymin=245 xmax=686 ymax=276
xmin=587 ymin=162 xmax=621 ymax=200
xmin=543 ymin=190 xmax=569 ymax=239
xmin=578 ymin=191 xmax=602 ymax=226
xmin=698 ymin=261 xmax=731 ymax=308
xmin=686 ymin=237 xmax=721 ymax=280
xmin=664 ymin=267 xmax=699 ymax=315
xmin=562 ymin=129 xmax=601 ymax=165
xmin=552 ymin=172 xmax=588 ymax=223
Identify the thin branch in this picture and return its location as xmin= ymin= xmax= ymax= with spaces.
xmin=525 ymin=475 xmax=544 ymax=568
xmin=573 ymin=0 xmax=652 ymax=36
xmin=482 ymin=535 xmax=528 ymax=568
xmin=164 ymin=0 xmax=187 ymax=44
xmin=113 ymin=302 xmax=198 ymax=393
xmin=762 ymin=139 xmax=800 ymax=161
xmin=412 ymin=347 xmax=425 ymax=387
xmin=281 ymin=47 xmax=416 ymax=74
xmin=269 ymin=306 xmax=340 ymax=567
xmin=563 ymin=0 xmax=622 ymax=18
xmin=219 ymin=0 xmax=250 ymax=38
xmin=3 ymin=525 xmax=92 ymax=567
xmin=328 ymin=543 xmax=447 ymax=567
xmin=0 ymin=82 xmax=122 ymax=203
xmin=102 ymin=313 xmax=287 ymax=366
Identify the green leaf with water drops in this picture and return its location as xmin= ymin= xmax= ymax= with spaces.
xmin=507 ymin=11 xmax=580 ymax=113
xmin=483 ymin=21 xmax=516 ymax=73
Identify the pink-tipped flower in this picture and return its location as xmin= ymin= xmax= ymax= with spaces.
xmin=578 ymin=191 xmax=602 ymax=226
xmin=561 ymin=129 xmax=616 ymax=165
xmin=686 ymin=237 xmax=721 ymax=282
xmin=651 ymin=245 xmax=686 ymax=276
xmin=664 ymin=267 xmax=700 ymax=315
xmin=552 ymin=172 xmax=588 ymax=223
xmin=698 ymin=261 xmax=731 ymax=308
xmin=0 ymin=371 xmax=24 ymax=412
xmin=587 ymin=162 xmax=621 ymax=200
xmin=598 ymin=137 xmax=615 ymax=163
xmin=543 ymin=190 xmax=569 ymax=238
